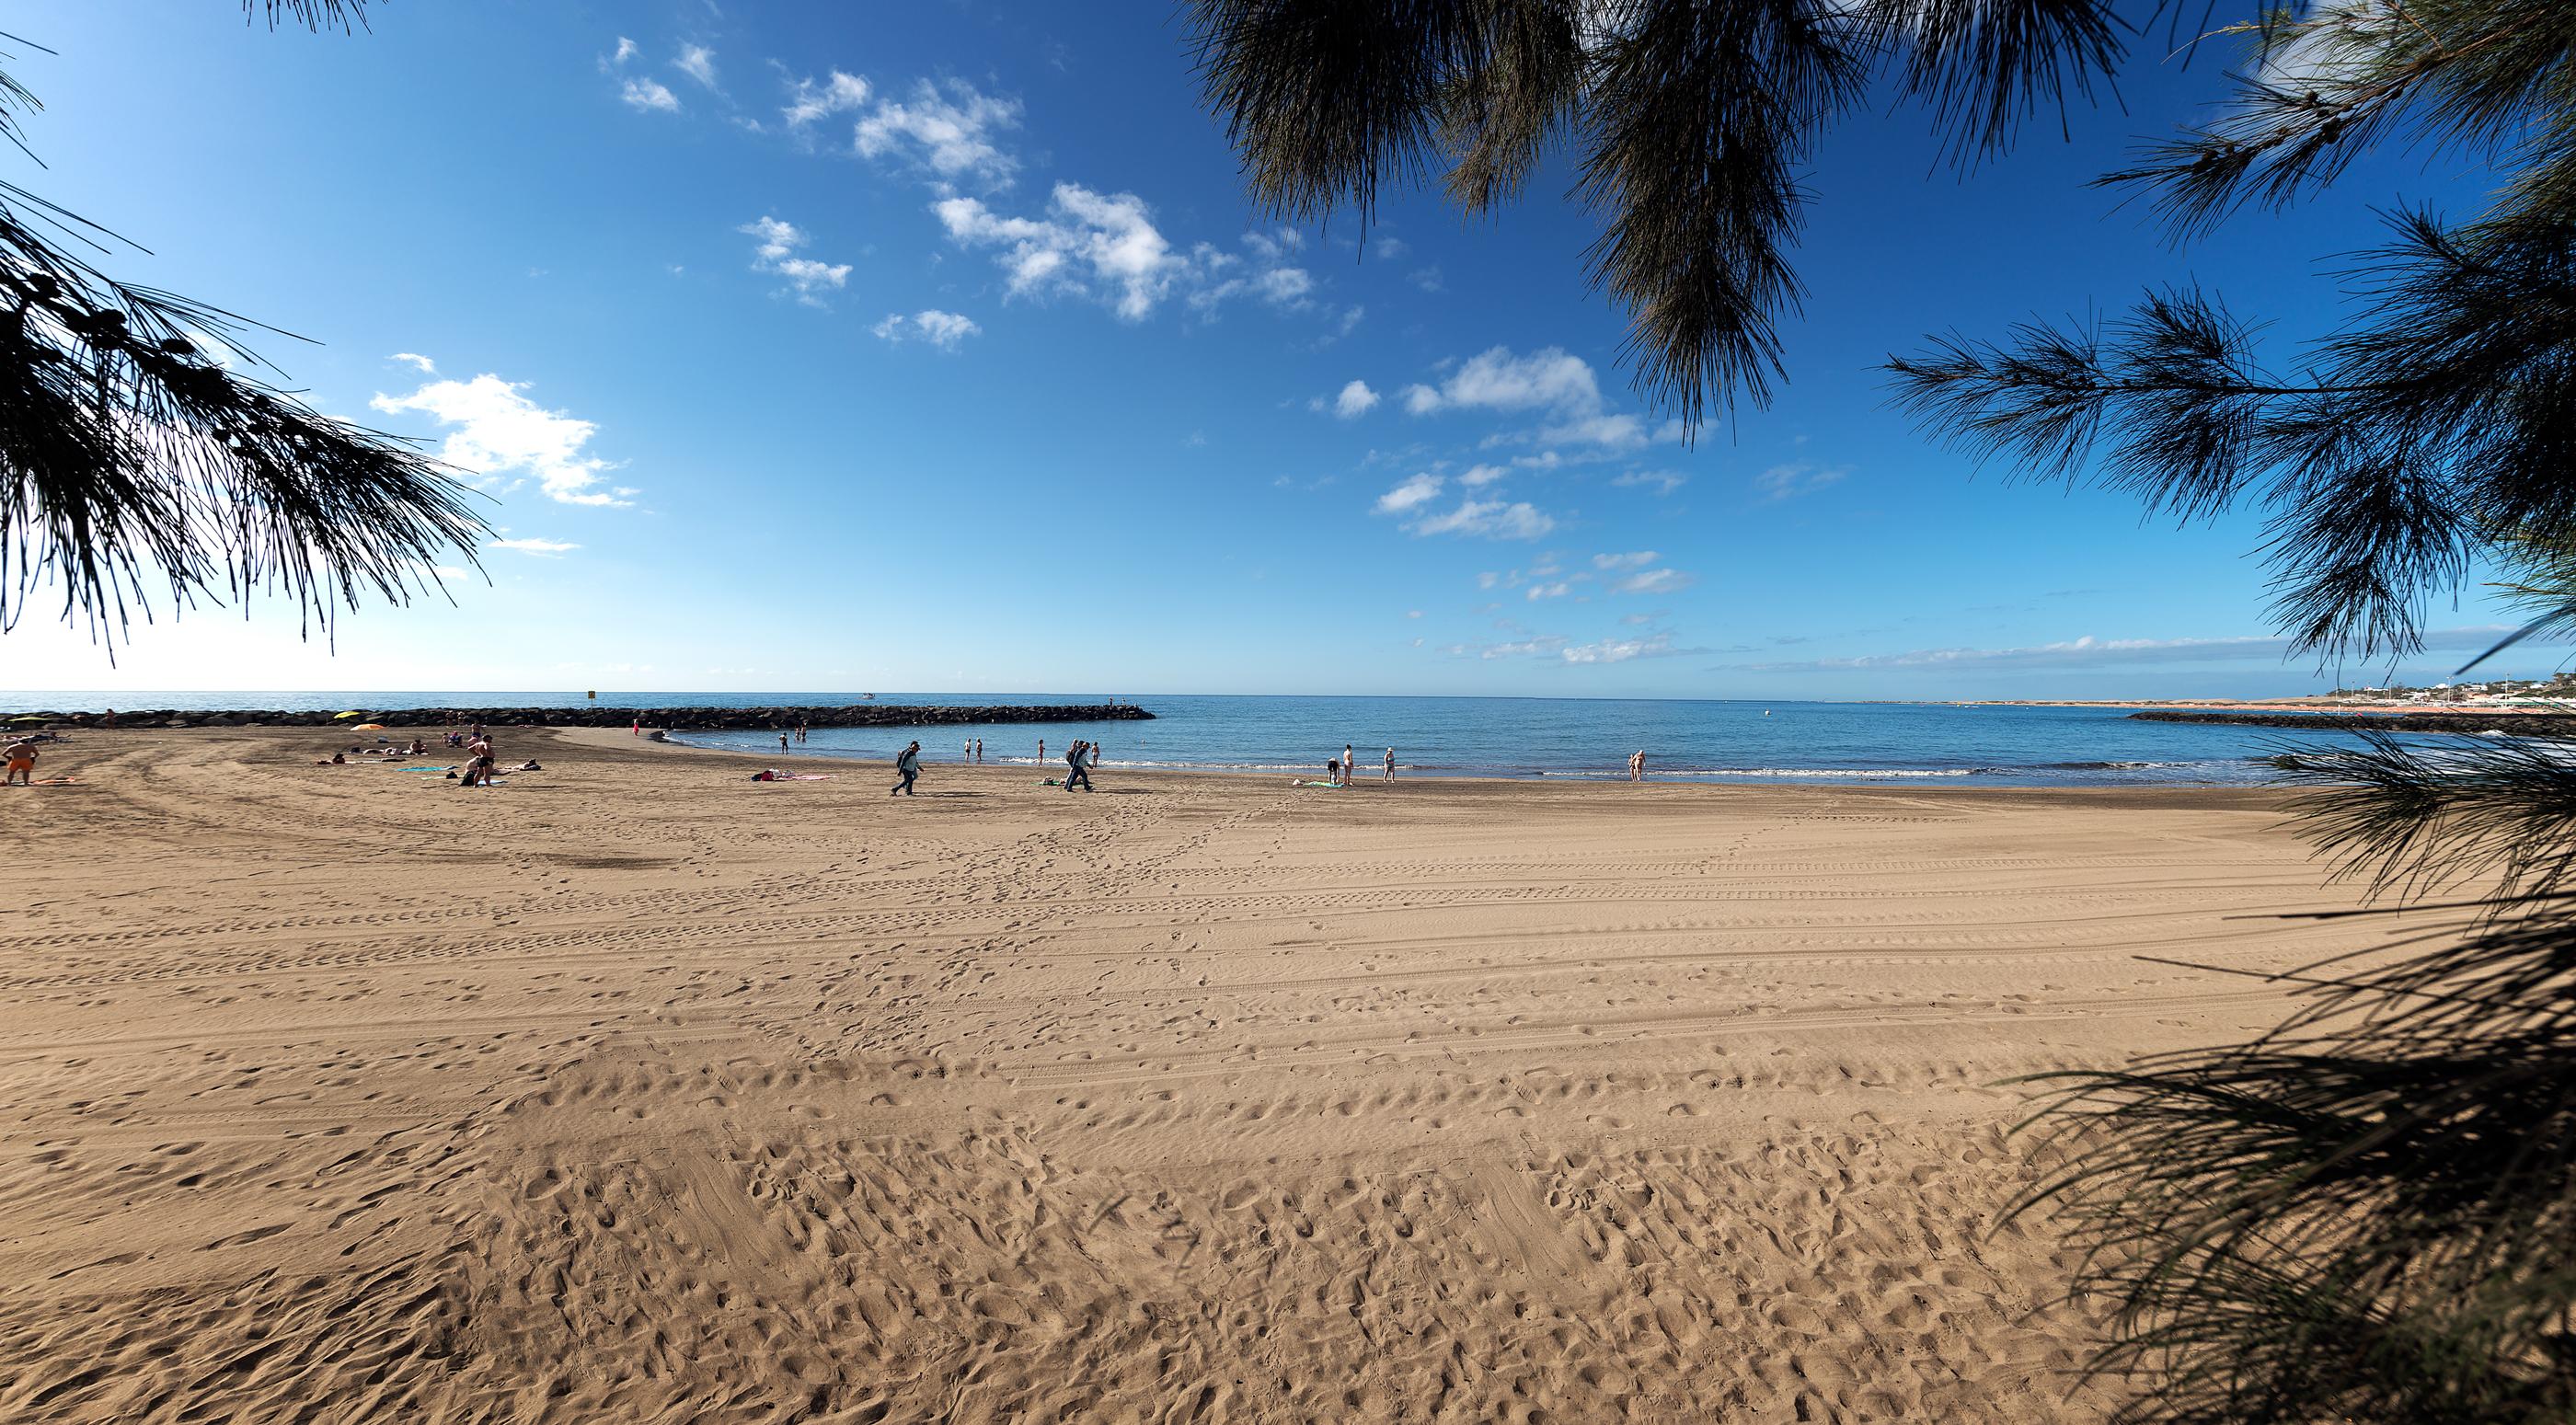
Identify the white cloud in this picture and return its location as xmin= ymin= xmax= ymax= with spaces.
xmin=937 ymin=183 xmax=1186 ymax=321
xmin=1613 ymin=469 xmax=1687 ymax=495
xmin=1372 ymin=236 xmax=1409 ymax=259
xmin=621 ymin=77 xmax=681 ymax=113
xmin=871 ymin=309 xmax=981 ymax=350
xmin=1526 ymin=581 xmax=1572 ymax=600
xmin=740 ymin=215 xmax=851 ymax=305
xmin=1755 ymin=461 xmax=1850 ymax=501
xmin=1561 ymin=632 xmax=1678 ymax=664
xmin=1402 ymin=345 xmax=1679 ymax=453
xmin=1456 ymin=463 xmax=1506 ymax=488
xmin=490 ymin=536 xmax=580 ymax=557
xmin=1710 ymin=629 xmax=2542 ymax=673
xmin=1540 ymin=412 xmax=1649 ymax=450
xmin=1411 ymin=499 xmax=1555 ymax=540
xmin=1593 ymin=550 xmax=1657 ymax=570
xmin=1407 ymin=609 xmax=1423 ymax=618
xmin=1333 ymin=380 xmax=1379 ymax=419
xmin=783 ymin=70 xmax=871 ymax=128
xmin=1408 ymin=346 xmax=1600 ymax=417
xmin=856 ymin=78 xmax=1021 ymax=188
xmin=390 ymin=351 xmax=436 ymax=374
xmin=1613 ymin=568 xmax=1693 ymax=595
xmin=607 ymin=37 xmax=638 ymax=66
xmin=372 ymin=372 xmax=632 ymax=508
xmin=674 ymin=43 xmax=718 ymax=90
xmin=1374 ymin=472 xmax=1443 ymax=514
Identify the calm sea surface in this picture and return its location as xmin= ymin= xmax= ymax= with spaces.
xmin=6 ymin=691 xmax=2528 ymax=787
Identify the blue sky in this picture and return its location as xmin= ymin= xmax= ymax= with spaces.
xmin=2 ymin=1 xmax=2554 ymax=698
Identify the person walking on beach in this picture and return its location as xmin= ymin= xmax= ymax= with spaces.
xmin=1064 ymin=740 xmax=1093 ymax=792
xmin=4 ymin=736 xmax=36 ymax=787
xmin=781 ymin=731 xmax=791 ymax=754
xmin=891 ymin=741 xmax=922 ymax=797
xmin=1344 ymin=744 xmax=1354 ymax=787
xmin=1384 ymin=748 xmax=1396 ymax=781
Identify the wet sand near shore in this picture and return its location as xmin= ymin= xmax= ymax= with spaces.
xmin=0 ymin=727 xmax=2385 ymax=1423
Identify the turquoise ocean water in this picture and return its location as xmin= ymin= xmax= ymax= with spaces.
xmin=4 ymin=692 xmax=2527 ymax=787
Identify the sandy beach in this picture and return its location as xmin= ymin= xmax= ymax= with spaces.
xmin=0 ymin=727 xmax=2387 ymax=1423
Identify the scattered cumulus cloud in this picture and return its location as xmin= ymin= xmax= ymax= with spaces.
xmin=490 ymin=536 xmax=580 ymax=557
xmin=855 ymin=78 xmax=1022 ymax=188
xmin=607 ymin=37 xmax=639 ymax=66
xmin=1374 ymin=472 xmax=1443 ymax=514
xmin=1612 ymin=567 xmax=1693 ymax=595
xmin=1407 ymin=346 xmax=1600 ymax=417
xmin=1613 ymin=469 xmax=1687 ymax=495
xmin=870 ymin=309 xmax=981 ymax=350
xmin=1372 ymin=236 xmax=1408 ymax=259
xmin=740 ymin=215 xmax=851 ymax=305
xmin=621 ymin=77 xmax=681 ymax=113
xmin=673 ymin=43 xmax=718 ymax=90
xmin=937 ymin=184 xmax=1183 ymax=321
xmin=1333 ymin=380 xmax=1379 ymax=419
xmin=1401 ymin=345 xmax=1673 ymax=454
xmin=372 ymin=370 xmax=634 ymax=508
xmin=1526 ymin=581 xmax=1573 ymax=601
xmin=389 ymin=351 xmax=436 ymax=374
xmin=1561 ymin=632 xmax=1683 ymax=664
xmin=1754 ymin=461 xmax=1849 ymax=501
xmin=783 ymin=70 xmax=871 ymax=128
xmin=1410 ymin=498 xmax=1555 ymax=540
xmin=1593 ymin=550 xmax=1657 ymax=570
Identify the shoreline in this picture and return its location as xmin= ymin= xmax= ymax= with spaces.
xmin=491 ymin=725 xmax=2309 ymax=808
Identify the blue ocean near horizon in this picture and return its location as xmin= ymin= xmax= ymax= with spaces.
xmin=4 ymin=691 xmax=2536 ymax=787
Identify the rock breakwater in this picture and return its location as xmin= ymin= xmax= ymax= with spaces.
xmin=17 ymin=704 xmax=1154 ymax=731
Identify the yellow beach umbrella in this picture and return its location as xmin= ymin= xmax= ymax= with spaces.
xmin=333 ymin=710 xmax=367 ymax=720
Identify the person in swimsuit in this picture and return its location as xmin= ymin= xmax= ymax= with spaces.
xmin=6 ymin=738 xmax=38 ymax=786
xmin=1384 ymin=748 xmax=1396 ymax=781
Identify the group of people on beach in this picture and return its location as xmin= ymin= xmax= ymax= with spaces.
xmin=1325 ymin=743 xmax=1397 ymax=786
xmin=307 ymin=719 xmax=537 ymax=787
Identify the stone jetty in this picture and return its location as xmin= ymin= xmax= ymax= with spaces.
xmin=16 ymin=704 xmax=1154 ymax=731
xmin=2129 ymin=709 xmax=2576 ymax=737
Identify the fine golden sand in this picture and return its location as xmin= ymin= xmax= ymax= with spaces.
xmin=0 ymin=728 xmax=2385 ymax=1423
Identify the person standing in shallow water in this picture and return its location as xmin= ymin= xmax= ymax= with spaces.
xmin=891 ymin=741 xmax=922 ymax=797
xmin=1384 ymin=748 xmax=1396 ymax=781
